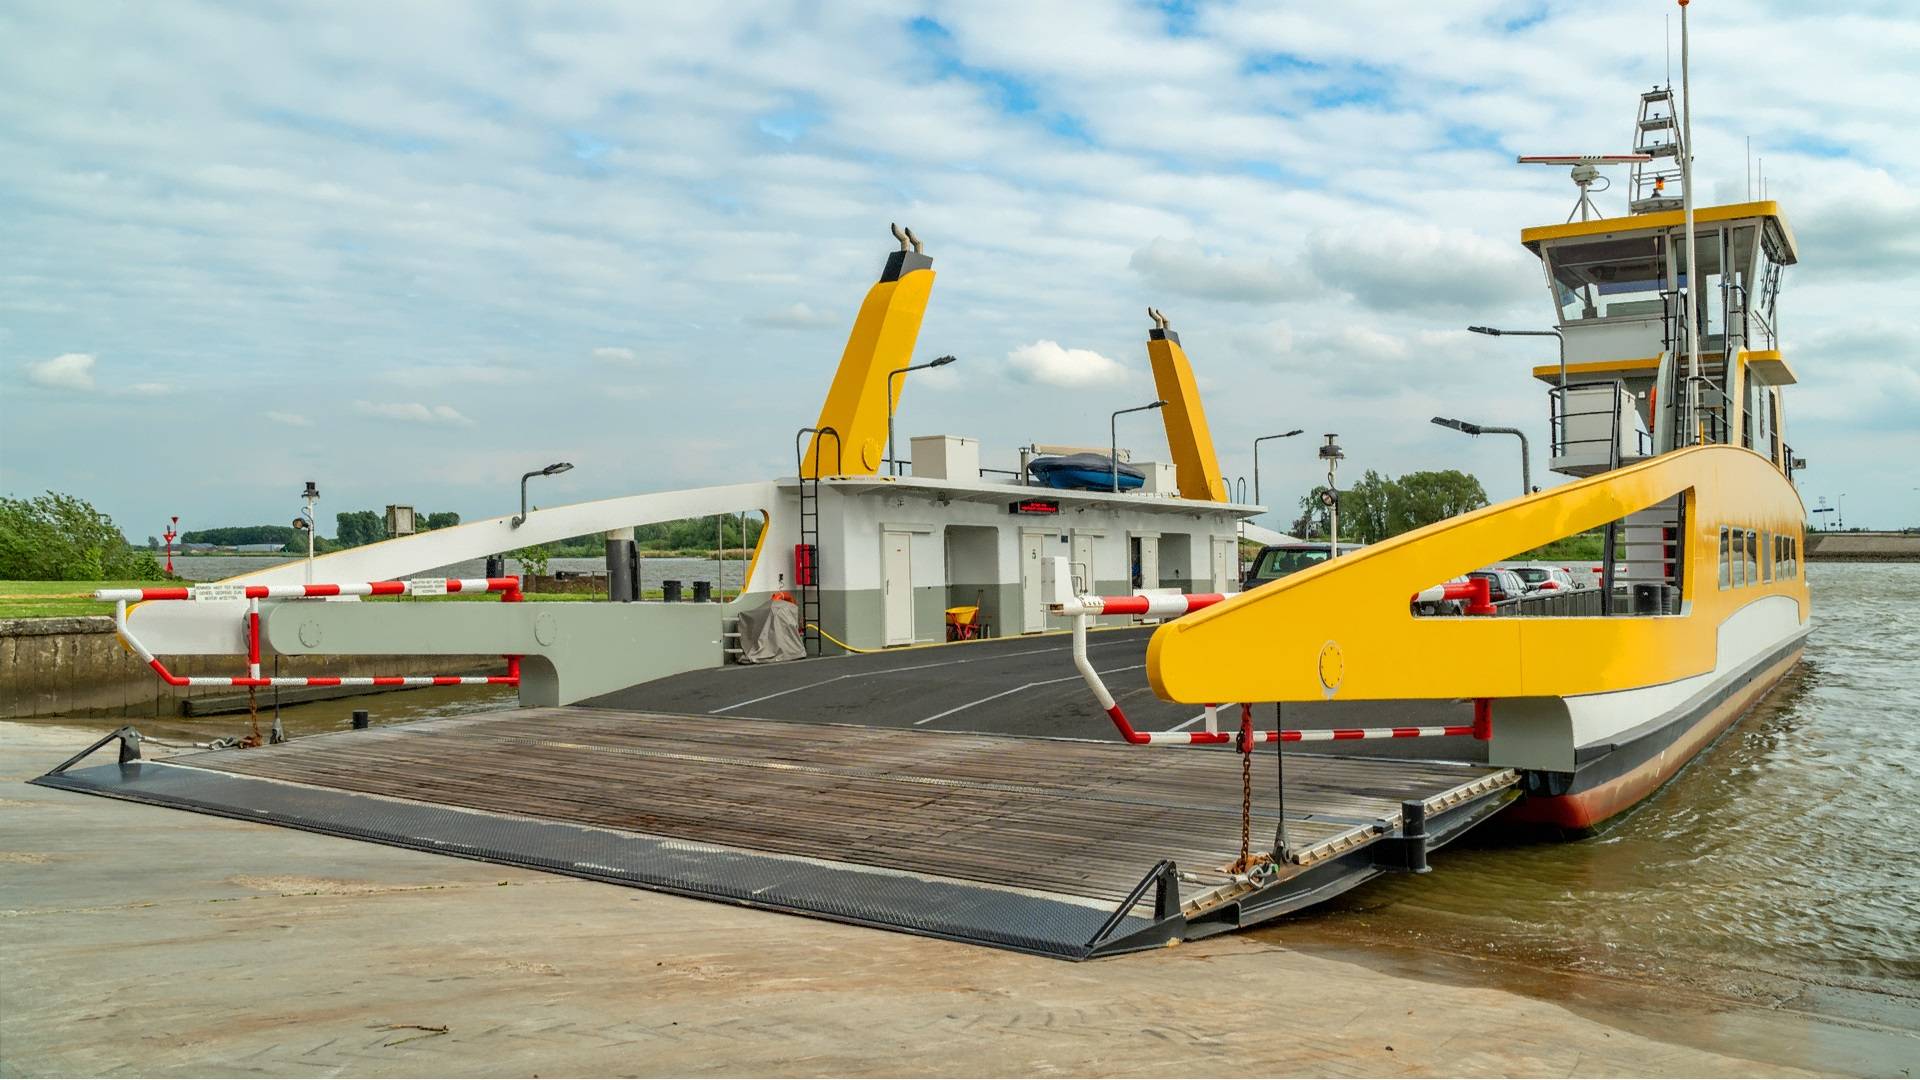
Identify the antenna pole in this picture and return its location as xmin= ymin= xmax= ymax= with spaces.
xmin=1746 ymin=136 xmax=1753 ymax=201
xmin=1678 ymin=0 xmax=1702 ymax=446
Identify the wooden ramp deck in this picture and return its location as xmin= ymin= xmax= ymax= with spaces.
xmin=35 ymin=708 xmax=1518 ymax=959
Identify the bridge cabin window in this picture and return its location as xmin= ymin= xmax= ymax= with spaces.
xmin=1719 ymin=527 xmax=1732 ymax=588
xmin=1543 ymin=233 xmax=1668 ymax=324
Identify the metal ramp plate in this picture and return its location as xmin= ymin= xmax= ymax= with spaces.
xmin=34 ymin=709 xmax=1519 ymax=960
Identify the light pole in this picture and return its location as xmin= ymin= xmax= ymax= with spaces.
xmin=886 ymin=355 xmax=957 ymax=476
xmin=299 ymin=482 xmax=319 ymax=583
xmin=1253 ymin=429 xmax=1304 ymax=508
xmin=1318 ymin=434 xmax=1343 ymax=561
xmin=1838 ymin=493 xmax=1846 ymax=530
xmin=1432 ymin=416 xmax=1532 ymax=497
xmin=1468 ymin=325 xmax=1566 ymax=389
xmin=512 ymin=462 xmax=574 ymax=528
xmin=1111 ymin=400 xmax=1167 ymax=492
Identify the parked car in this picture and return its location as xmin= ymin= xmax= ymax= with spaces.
xmin=1240 ymin=541 xmax=1366 ymax=589
xmin=1467 ymin=568 xmax=1527 ymax=604
xmin=1506 ymin=565 xmax=1581 ymax=593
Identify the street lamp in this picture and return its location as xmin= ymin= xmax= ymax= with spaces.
xmin=1432 ymin=416 xmax=1532 ymax=497
xmin=1110 ymin=400 xmax=1167 ymax=492
xmin=512 ymin=462 xmax=574 ymax=528
xmin=1468 ymin=325 xmax=1567 ymax=390
xmin=887 ymin=355 xmax=957 ymax=476
xmin=1252 ymin=429 xmax=1304 ymax=507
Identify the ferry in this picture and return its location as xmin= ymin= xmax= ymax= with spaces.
xmin=33 ymin=26 xmax=1811 ymax=956
xmin=1143 ymin=85 xmax=1811 ymax=831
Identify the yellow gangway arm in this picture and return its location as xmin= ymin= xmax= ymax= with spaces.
xmin=1146 ymin=445 xmax=1806 ymax=703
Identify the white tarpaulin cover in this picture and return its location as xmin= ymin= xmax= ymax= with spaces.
xmin=737 ymin=597 xmax=805 ymax=664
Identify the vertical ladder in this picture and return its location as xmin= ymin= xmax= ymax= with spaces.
xmin=794 ymin=427 xmax=841 ymax=657
xmin=1629 ymin=86 xmax=1686 ymax=214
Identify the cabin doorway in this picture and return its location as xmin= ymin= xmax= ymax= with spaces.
xmin=1209 ymin=536 xmax=1236 ymax=593
xmin=883 ymin=530 xmax=913 ymax=646
xmin=1130 ymin=533 xmax=1159 ymax=591
xmin=1020 ymin=532 xmax=1053 ymax=633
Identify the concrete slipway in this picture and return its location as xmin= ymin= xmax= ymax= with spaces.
xmin=5 ymin=721 xmax=1912 ymax=1077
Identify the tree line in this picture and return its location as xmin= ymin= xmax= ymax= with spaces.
xmin=1290 ymin=469 xmax=1490 ymax=544
xmin=0 ymin=492 xmax=167 ymax=580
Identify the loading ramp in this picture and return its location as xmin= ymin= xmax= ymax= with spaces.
xmin=35 ymin=708 xmax=1517 ymax=960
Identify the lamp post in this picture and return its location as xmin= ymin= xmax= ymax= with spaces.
xmin=1110 ymin=400 xmax=1167 ymax=492
xmin=512 ymin=462 xmax=574 ymax=528
xmin=886 ymin=355 xmax=957 ymax=476
xmin=1431 ymin=416 xmax=1532 ymax=497
xmin=1468 ymin=325 xmax=1566 ymax=389
xmin=1252 ymin=429 xmax=1304 ymax=508
xmin=299 ymin=482 xmax=319 ymax=583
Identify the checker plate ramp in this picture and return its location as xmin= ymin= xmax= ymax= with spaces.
xmin=33 ymin=709 xmax=1519 ymax=960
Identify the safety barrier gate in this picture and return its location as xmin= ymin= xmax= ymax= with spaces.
xmin=96 ymin=577 xmax=525 ymax=689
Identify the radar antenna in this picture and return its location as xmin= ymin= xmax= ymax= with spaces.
xmin=1516 ymin=154 xmax=1653 ymax=221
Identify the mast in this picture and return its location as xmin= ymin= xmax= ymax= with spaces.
xmin=1678 ymin=0 xmax=1702 ymax=444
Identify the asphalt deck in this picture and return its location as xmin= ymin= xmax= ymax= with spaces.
xmin=583 ymin=626 xmax=1489 ymax=762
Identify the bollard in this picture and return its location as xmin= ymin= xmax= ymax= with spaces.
xmin=692 ymin=579 xmax=713 ymax=603
xmin=1400 ymin=799 xmax=1431 ymax=873
xmin=661 ymin=579 xmax=682 ymax=603
xmin=351 ymin=709 xmax=370 ymax=730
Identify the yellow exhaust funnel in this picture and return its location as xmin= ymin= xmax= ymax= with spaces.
xmin=1145 ymin=310 xmax=1228 ymax=502
xmin=804 ymin=227 xmax=936 ymax=477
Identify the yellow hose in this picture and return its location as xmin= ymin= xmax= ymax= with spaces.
xmin=804 ymin=620 xmax=1130 ymax=655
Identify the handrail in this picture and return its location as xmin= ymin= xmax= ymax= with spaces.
xmin=794 ymin=425 xmax=844 ymax=479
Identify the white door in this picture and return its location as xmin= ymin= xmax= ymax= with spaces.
xmin=1209 ymin=536 xmax=1235 ymax=593
xmin=1134 ymin=535 xmax=1159 ymax=591
xmin=1020 ymin=533 xmax=1047 ymax=632
xmin=883 ymin=531 xmax=913 ymax=646
xmin=1071 ymin=533 xmax=1096 ymax=594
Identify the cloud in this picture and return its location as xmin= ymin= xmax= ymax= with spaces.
xmin=265 ymin=409 xmax=315 ymax=427
xmin=1304 ymin=222 xmax=1538 ymax=313
xmin=25 ymin=352 xmax=96 ymax=390
xmin=378 ymin=363 xmax=521 ymax=387
xmin=352 ymin=400 xmax=473 ymax=425
xmin=1129 ymin=238 xmax=1303 ymax=303
xmin=591 ymin=346 xmax=640 ymax=364
xmin=751 ymin=301 xmax=825 ymax=328
xmin=1006 ymin=340 xmax=1131 ymax=387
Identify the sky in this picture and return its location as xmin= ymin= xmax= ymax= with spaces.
xmin=3 ymin=0 xmax=1917 ymax=539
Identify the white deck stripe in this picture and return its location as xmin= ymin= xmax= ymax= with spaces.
xmin=706 ymin=640 xmax=1136 ymax=715
xmin=912 ymin=665 xmax=1147 ymax=726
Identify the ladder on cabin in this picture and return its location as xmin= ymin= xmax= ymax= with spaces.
xmin=794 ymin=427 xmax=841 ymax=657
xmin=1630 ymin=86 xmax=1686 ymax=214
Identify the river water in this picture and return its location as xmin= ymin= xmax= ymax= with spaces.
xmin=1272 ymin=561 xmax=1920 ymax=1037
xmin=15 ymin=562 xmax=1918 ymax=1041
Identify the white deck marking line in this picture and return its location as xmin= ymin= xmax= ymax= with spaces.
xmin=706 ymin=639 xmax=1137 ymax=714
xmin=912 ymin=665 xmax=1147 ymax=726
xmin=1168 ymin=703 xmax=1237 ymax=732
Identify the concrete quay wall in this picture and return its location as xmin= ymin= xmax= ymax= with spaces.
xmin=1805 ymin=531 xmax=1920 ymax=561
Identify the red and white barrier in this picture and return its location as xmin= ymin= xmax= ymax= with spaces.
xmin=98 ymin=578 xmax=524 ymax=690
xmin=1409 ymin=578 xmax=1495 ymax=614
xmin=1059 ymin=590 xmax=1494 ymax=747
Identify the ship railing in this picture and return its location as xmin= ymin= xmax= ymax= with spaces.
xmin=94 ymin=578 xmax=525 ymax=689
xmin=1547 ymin=379 xmax=1653 ymax=465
